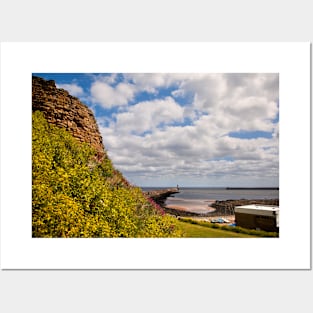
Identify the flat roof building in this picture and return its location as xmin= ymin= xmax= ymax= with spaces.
xmin=234 ymin=204 xmax=279 ymax=232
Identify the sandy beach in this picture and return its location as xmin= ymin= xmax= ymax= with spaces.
xmin=165 ymin=197 xmax=215 ymax=214
xmin=165 ymin=203 xmax=236 ymax=223
xmin=165 ymin=204 xmax=215 ymax=214
xmin=165 ymin=201 xmax=235 ymax=223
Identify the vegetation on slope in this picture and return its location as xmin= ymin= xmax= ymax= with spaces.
xmin=32 ymin=111 xmax=182 ymax=238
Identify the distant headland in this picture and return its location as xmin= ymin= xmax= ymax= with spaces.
xmin=226 ymin=187 xmax=279 ymax=190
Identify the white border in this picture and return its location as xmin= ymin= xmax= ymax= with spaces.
xmin=0 ymin=42 xmax=310 ymax=269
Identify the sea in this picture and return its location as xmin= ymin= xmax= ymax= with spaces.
xmin=141 ymin=187 xmax=279 ymax=214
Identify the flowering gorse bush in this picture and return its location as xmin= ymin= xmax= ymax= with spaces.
xmin=32 ymin=111 xmax=182 ymax=238
xmin=145 ymin=197 xmax=165 ymax=216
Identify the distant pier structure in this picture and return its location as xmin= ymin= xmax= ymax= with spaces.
xmin=226 ymin=187 xmax=279 ymax=190
xmin=143 ymin=188 xmax=179 ymax=207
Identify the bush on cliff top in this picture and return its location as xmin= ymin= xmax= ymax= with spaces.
xmin=32 ymin=111 xmax=182 ymax=238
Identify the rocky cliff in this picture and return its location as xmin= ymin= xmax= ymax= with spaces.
xmin=211 ymin=198 xmax=279 ymax=216
xmin=32 ymin=76 xmax=105 ymax=160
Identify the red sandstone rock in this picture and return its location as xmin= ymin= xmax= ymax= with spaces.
xmin=32 ymin=76 xmax=106 ymax=160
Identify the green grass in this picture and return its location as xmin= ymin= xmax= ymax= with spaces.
xmin=179 ymin=218 xmax=279 ymax=237
xmin=176 ymin=220 xmax=258 ymax=238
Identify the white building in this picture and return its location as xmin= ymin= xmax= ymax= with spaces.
xmin=234 ymin=204 xmax=279 ymax=232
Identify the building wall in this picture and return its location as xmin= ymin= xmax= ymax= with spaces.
xmin=235 ymin=212 xmax=278 ymax=232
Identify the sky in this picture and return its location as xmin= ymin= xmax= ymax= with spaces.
xmin=33 ymin=73 xmax=279 ymax=188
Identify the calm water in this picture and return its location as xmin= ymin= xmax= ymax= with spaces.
xmin=141 ymin=187 xmax=279 ymax=213
xmin=142 ymin=187 xmax=279 ymax=201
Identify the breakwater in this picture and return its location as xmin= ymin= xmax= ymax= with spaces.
xmin=143 ymin=188 xmax=179 ymax=206
xmin=226 ymin=187 xmax=279 ymax=190
xmin=143 ymin=188 xmax=214 ymax=217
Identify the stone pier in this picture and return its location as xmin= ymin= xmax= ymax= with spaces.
xmin=143 ymin=188 xmax=179 ymax=206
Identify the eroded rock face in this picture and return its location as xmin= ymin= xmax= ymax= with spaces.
xmin=32 ymin=76 xmax=105 ymax=160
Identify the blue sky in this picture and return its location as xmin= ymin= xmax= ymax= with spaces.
xmin=33 ymin=73 xmax=279 ymax=187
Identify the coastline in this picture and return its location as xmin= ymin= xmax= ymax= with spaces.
xmin=164 ymin=196 xmax=216 ymax=216
xmin=164 ymin=203 xmax=216 ymax=217
xmin=164 ymin=198 xmax=278 ymax=216
xmin=145 ymin=188 xmax=279 ymax=220
xmin=163 ymin=204 xmax=236 ymax=223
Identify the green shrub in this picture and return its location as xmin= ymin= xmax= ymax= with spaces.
xmin=32 ymin=111 xmax=182 ymax=238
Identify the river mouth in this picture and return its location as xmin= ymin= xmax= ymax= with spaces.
xmin=165 ymin=198 xmax=215 ymax=214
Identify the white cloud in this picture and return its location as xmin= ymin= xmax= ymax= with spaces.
xmin=90 ymin=81 xmax=135 ymax=108
xmin=113 ymin=97 xmax=184 ymax=134
xmin=56 ymin=83 xmax=84 ymax=97
xmin=101 ymin=118 xmax=278 ymax=186
xmin=96 ymin=73 xmax=279 ymax=187
xmin=124 ymin=73 xmax=178 ymax=94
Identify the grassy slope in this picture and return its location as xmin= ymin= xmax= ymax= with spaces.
xmin=176 ymin=220 xmax=258 ymax=238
